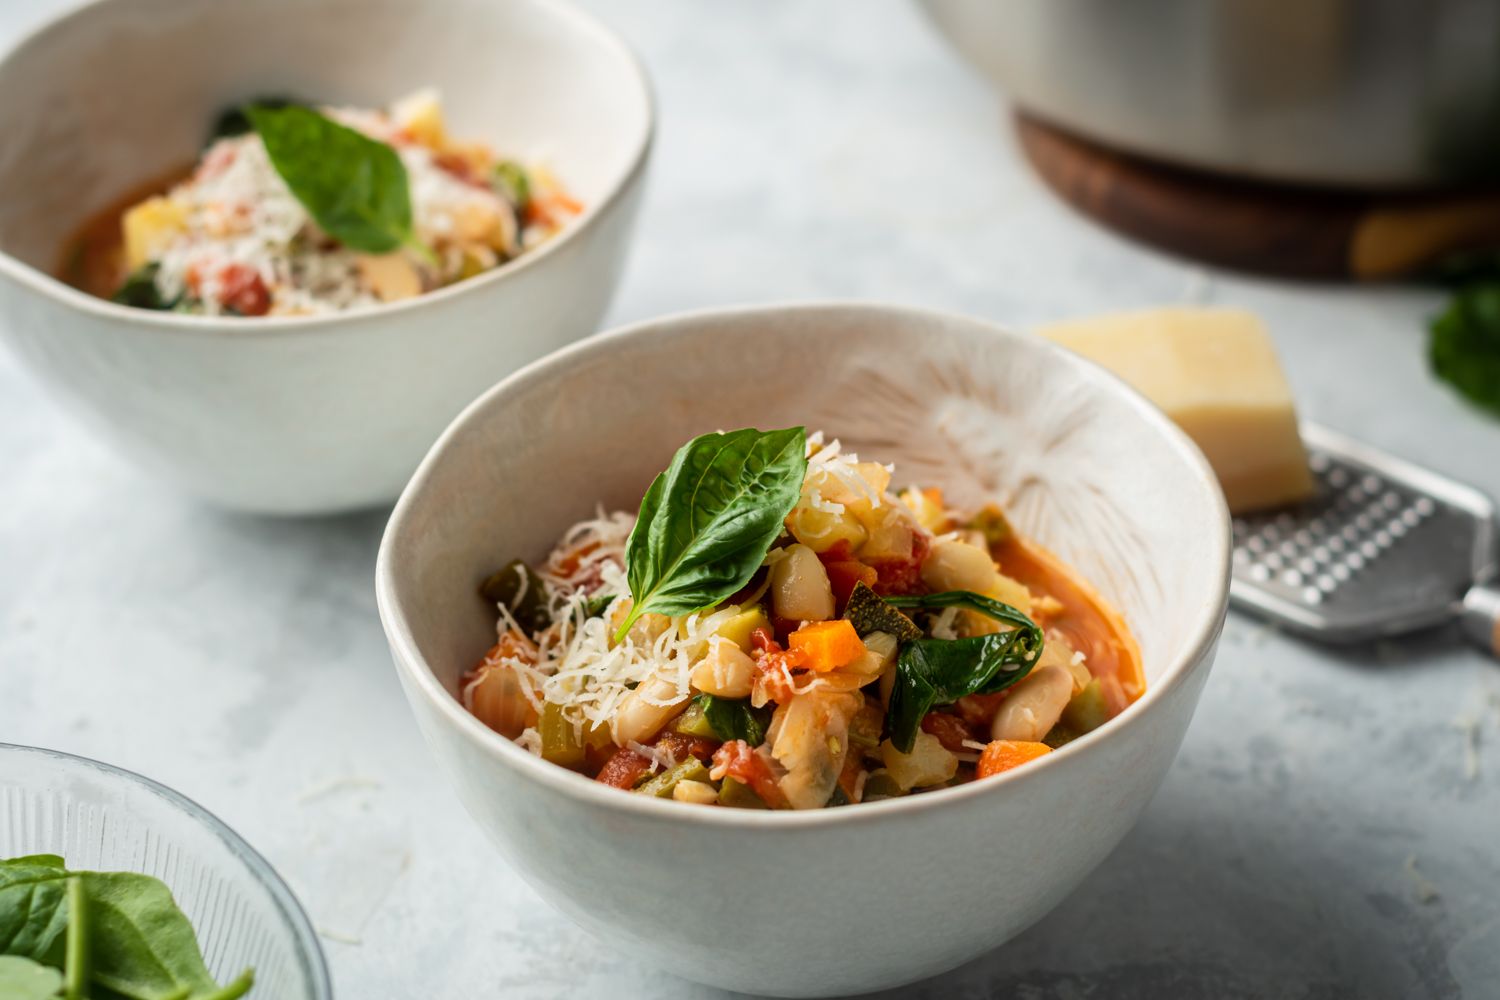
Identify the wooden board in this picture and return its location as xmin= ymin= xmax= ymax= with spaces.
xmin=1015 ymin=113 xmax=1500 ymax=281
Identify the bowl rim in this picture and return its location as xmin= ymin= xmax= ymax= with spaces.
xmin=376 ymin=300 xmax=1232 ymax=829
xmin=0 ymin=741 xmax=332 ymax=998
xmin=0 ymin=0 xmax=655 ymax=339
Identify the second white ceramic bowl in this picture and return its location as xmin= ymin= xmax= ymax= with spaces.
xmin=0 ymin=0 xmax=652 ymax=514
xmin=377 ymin=303 xmax=1231 ymax=997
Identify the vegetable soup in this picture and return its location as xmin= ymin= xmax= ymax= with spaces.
xmin=63 ymin=91 xmax=580 ymax=317
xmin=463 ymin=427 xmax=1143 ymax=809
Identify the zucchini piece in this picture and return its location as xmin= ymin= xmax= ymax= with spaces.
xmin=538 ymin=702 xmax=584 ymax=768
xmin=1042 ymin=725 xmax=1079 ymax=749
xmin=1061 ymin=679 xmax=1109 ymax=735
xmin=861 ymin=770 xmax=905 ymax=801
xmin=717 ymin=777 xmax=768 ymax=809
xmin=479 ymin=559 xmax=551 ymax=632
xmin=843 ymin=582 xmax=922 ymax=643
xmin=635 ymin=758 xmax=710 ymax=798
xmin=825 ymin=785 xmax=852 ymax=808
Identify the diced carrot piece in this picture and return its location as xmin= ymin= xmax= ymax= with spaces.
xmin=976 ymin=740 xmax=1051 ymax=779
xmin=788 ymin=619 xmax=866 ymax=672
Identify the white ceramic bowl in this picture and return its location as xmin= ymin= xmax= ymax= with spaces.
xmin=0 ymin=0 xmax=652 ymax=514
xmin=0 ymin=743 xmax=330 ymax=1000
xmin=376 ymin=303 xmax=1231 ymax=997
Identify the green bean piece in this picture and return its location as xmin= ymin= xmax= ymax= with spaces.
xmin=635 ymin=758 xmax=710 ymax=798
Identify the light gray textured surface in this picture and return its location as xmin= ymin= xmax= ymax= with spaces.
xmin=1 ymin=2 xmax=1496 ymax=998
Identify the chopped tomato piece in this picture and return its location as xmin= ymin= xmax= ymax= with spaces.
xmin=710 ymin=740 xmax=787 ymax=808
xmin=954 ymin=690 xmax=1010 ymax=730
xmin=652 ymin=730 xmax=719 ymax=764
xmin=976 ymin=740 xmax=1051 ymax=779
xmin=920 ymin=711 xmax=975 ymax=753
xmin=216 ymin=263 xmax=270 ymax=316
xmin=595 ymin=748 xmax=653 ymax=790
xmin=869 ymin=531 xmax=930 ymax=596
xmin=823 ymin=559 xmax=879 ymax=610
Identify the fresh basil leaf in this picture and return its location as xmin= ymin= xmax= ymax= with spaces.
xmin=884 ymin=590 xmax=1044 ymax=752
xmin=700 ymin=696 xmax=771 ymax=746
xmin=1430 ymin=281 xmax=1500 ymax=417
xmin=247 ymin=104 xmax=429 ymax=260
xmin=111 ymin=264 xmax=180 ymax=311
xmin=616 ymin=427 xmax=807 ymax=640
xmin=479 ymin=560 xmax=552 ymax=633
xmin=0 ymin=955 xmax=63 ymax=1000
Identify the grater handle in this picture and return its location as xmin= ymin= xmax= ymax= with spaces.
xmin=1460 ymin=585 xmax=1500 ymax=658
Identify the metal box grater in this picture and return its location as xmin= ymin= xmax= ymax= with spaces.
xmin=1230 ymin=423 xmax=1500 ymax=655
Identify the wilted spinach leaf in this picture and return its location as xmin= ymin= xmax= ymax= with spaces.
xmin=110 ymin=264 xmax=179 ymax=311
xmin=883 ymin=590 xmax=1044 ymax=752
xmin=700 ymin=696 xmax=771 ymax=746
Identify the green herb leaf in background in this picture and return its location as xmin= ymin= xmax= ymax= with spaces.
xmin=0 ymin=855 xmax=254 ymax=999
xmin=883 ymin=590 xmax=1045 ymax=752
xmin=700 ymin=695 xmax=772 ymax=746
xmin=616 ymin=427 xmax=808 ymax=641
xmin=247 ymin=104 xmax=433 ymax=263
xmin=1430 ymin=282 xmax=1500 ymax=417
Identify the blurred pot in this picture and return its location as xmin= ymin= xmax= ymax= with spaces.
xmin=919 ymin=0 xmax=1500 ymax=190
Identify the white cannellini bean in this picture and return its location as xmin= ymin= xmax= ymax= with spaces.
xmin=672 ymin=781 xmax=720 ymax=805
xmin=921 ymin=538 xmax=1002 ymax=595
xmin=611 ymin=673 xmax=689 ymax=746
xmin=690 ymin=638 xmax=756 ymax=698
xmin=770 ymin=543 xmax=835 ymax=622
xmin=991 ymin=666 xmax=1073 ymax=742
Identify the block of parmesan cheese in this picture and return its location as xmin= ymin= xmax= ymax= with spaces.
xmin=1038 ymin=307 xmax=1315 ymax=514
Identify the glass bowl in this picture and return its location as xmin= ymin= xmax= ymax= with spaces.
xmin=0 ymin=743 xmax=330 ymax=999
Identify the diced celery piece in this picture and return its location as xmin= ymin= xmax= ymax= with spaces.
xmin=717 ymin=777 xmax=768 ymax=809
xmin=539 ymin=702 xmax=584 ymax=768
xmin=1061 ymin=679 xmax=1109 ymax=735
xmin=635 ymin=758 xmax=710 ymax=798
xmin=673 ymin=700 xmax=717 ymax=739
